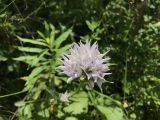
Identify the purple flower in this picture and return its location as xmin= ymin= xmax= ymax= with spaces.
xmin=60 ymin=91 xmax=70 ymax=103
xmin=59 ymin=41 xmax=111 ymax=91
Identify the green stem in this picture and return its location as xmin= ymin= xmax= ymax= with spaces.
xmin=88 ymin=90 xmax=96 ymax=106
xmin=70 ymin=82 xmax=83 ymax=97
xmin=123 ymin=20 xmax=133 ymax=100
xmin=123 ymin=50 xmax=128 ymax=100
xmin=93 ymin=90 xmax=121 ymax=106
xmin=0 ymin=90 xmax=26 ymax=98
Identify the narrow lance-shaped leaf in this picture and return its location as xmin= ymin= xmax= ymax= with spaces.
xmin=55 ymin=44 xmax=73 ymax=55
xmin=49 ymin=24 xmax=56 ymax=48
xmin=33 ymin=82 xmax=46 ymax=100
xmin=55 ymin=29 xmax=72 ymax=48
xmin=24 ymin=66 xmax=47 ymax=90
xmin=17 ymin=46 xmax=44 ymax=53
xmin=13 ymin=55 xmax=37 ymax=65
xmin=37 ymin=30 xmax=46 ymax=39
xmin=86 ymin=20 xmax=100 ymax=32
xmin=17 ymin=36 xmax=48 ymax=47
xmin=44 ymin=21 xmax=50 ymax=35
xmin=28 ymin=66 xmax=45 ymax=79
xmin=31 ymin=49 xmax=48 ymax=67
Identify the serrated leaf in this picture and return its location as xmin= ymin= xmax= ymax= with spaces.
xmin=64 ymin=91 xmax=88 ymax=115
xmin=24 ymin=66 xmax=46 ymax=90
xmin=24 ymin=104 xmax=33 ymax=118
xmin=55 ymin=44 xmax=73 ymax=55
xmin=38 ymin=108 xmax=50 ymax=118
xmin=97 ymin=105 xmax=127 ymax=120
xmin=17 ymin=36 xmax=48 ymax=47
xmin=33 ymin=82 xmax=46 ymax=100
xmin=28 ymin=66 xmax=45 ymax=79
xmin=46 ymin=87 xmax=57 ymax=98
xmin=31 ymin=50 xmax=48 ymax=67
xmin=17 ymin=47 xmax=44 ymax=53
xmin=13 ymin=56 xmax=37 ymax=64
xmin=55 ymin=29 xmax=72 ymax=48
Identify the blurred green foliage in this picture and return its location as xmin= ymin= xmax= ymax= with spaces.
xmin=0 ymin=0 xmax=159 ymax=120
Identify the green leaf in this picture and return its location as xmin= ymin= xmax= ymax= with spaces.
xmin=15 ymin=101 xmax=26 ymax=107
xmin=37 ymin=30 xmax=45 ymax=39
xmin=0 ymin=116 xmax=4 ymax=120
xmin=13 ymin=55 xmax=37 ymax=64
xmin=24 ymin=66 xmax=46 ymax=90
xmin=55 ymin=29 xmax=72 ymax=48
xmin=33 ymin=82 xmax=46 ymax=100
xmin=0 ymin=54 xmax=7 ymax=61
xmin=17 ymin=46 xmax=44 ymax=53
xmin=14 ymin=56 xmax=35 ymax=61
xmin=55 ymin=44 xmax=73 ymax=55
xmin=64 ymin=91 xmax=88 ymax=115
xmin=28 ymin=66 xmax=45 ymax=79
xmin=86 ymin=20 xmax=100 ymax=31
xmin=17 ymin=36 xmax=48 ymax=47
xmin=97 ymin=105 xmax=127 ymax=120
xmin=38 ymin=108 xmax=50 ymax=118
xmin=46 ymin=87 xmax=57 ymax=98
xmin=24 ymin=104 xmax=33 ymax=118
xmin=65 ymin=117 xmax=78 ymax=120
xmin=49 ymin=24 xmax=56 ymax=48
xmin=31 ymin=50 xmax=48 ymax=67
xmin=44 ymin=21 xmax=50 ymax=35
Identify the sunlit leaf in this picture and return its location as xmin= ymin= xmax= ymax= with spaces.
xmin=38 ymin=108 xmax=50 ymax=118
xmin=33 ymin=82 xmax=46 ymax=100
xmin=37 ymin=30 xmax=46 ymax=39
xmin=15 ymin=101 xmax=26 ymax=107
xmin=31 ymin=50 xmax=48 ymax=67
xmin=64 ymin=91 xmax=88 ymax=115
xmin=17 ymin=36 xmax=48 ymax=47
xmin=86 ymin=20 xmax=100 ymax=31
xmin=97 ymin=105 xmax=127 ymax=120
xmin=55 ymin=44 xmax=73 ymax=55
xmin=24 ymin=104 xmax=33 ymax=118
xmin=28 ymin=66 xmax=45 ymax=79
xmin=65 ymin=117 xmax=78 ymax=120
xmin=55 ymin=29 xmax=72 ymax=48
xmin=13 ymin=55 xmax=37 ymax=64
xmin=17 ymin=47 xmax=44 ymax=53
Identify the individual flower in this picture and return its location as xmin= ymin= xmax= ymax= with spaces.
xmin=59 ymin=41 xmax=111 ymax=91
xmin=60 ymin=91 xmax=70 ymax=103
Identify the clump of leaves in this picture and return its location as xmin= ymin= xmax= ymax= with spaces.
xmin=14 ymin=22 xmax=72 ymax=119
xmin=14 ymin=22 xmax=127 ymax=120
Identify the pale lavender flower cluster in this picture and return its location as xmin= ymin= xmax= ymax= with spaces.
xmin=59 ymin=41 xmax=111 ymax=91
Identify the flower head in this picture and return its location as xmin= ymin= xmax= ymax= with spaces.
xmin=59 ymin=41 xmax=111 ymax=91
xmin=60 ymin=91 xmax=70 ymax=103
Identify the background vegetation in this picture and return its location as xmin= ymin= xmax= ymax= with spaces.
xmin=0 ymin=0 xmax=159 ymax=120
